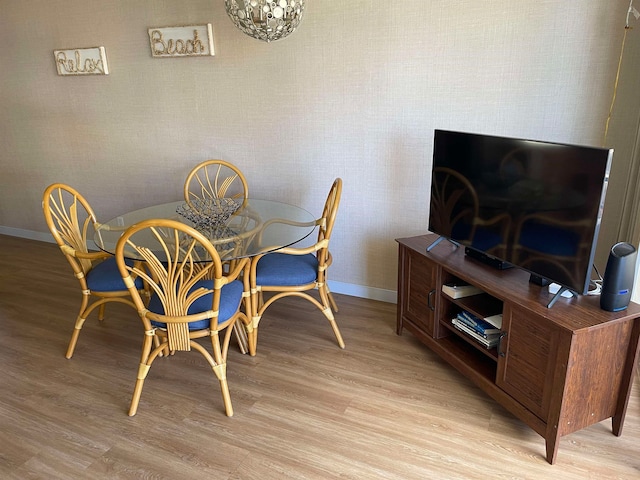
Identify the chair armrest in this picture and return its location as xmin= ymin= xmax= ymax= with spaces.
xmin=253 ymin=217 xmax=320 ymax=248
xmin=253 ymin=238 xmax=329 ymax=257
xmin=60 ymin=245 xmax=111 ymax=261
xmin=222 ymin=256 xmax=250 ymax=283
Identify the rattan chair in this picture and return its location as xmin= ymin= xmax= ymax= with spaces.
xmin=42 ymin=183 xmax=144 ymax=359
xmin=249 ymin=178 xmax=344 ymax=353
xmin=183 ymin=159 xmax=252 ymax=267
xmin=115 ymin=218 xmax=254 ymax=417
xmin=183 ymin=159 xmax=249 ymax=207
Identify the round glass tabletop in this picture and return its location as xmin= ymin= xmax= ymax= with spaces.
xmin=94 ymin=198 xmax=317 ymax=261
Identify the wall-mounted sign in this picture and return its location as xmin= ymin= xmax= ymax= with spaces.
xmin=148 ymin=24 xmax=215 ymax=58
xmin=54 ymin=47 xmax=109 ymax=76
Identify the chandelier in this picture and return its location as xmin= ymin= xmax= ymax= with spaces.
xmin=224 ymin=0 xmax=306 ymax=42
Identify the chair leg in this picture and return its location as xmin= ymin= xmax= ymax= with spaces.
xmin=213 ymin=364 xmax=233 ymax=417
xmin=152 ymin=335 xmax=169 ymax=357
xmin=250 ymin=316 xmax=260 ymax=355
xmin=232 ymin=323 xmax=249 ymax=354
xmin=248 ymin=290 xmax=261 ymax=355
xmin=190 ymin=339 xmax=235 ymax=416
xmin=324 ymin=310 xmax=345 ymax=349
xmin=128 ymin=373 xmax=147 ymax=416
xmin=65 ymin=315 xmax=86 ymax=359
xmin=326 ymin=285 xmax=339 ymax=313
xmin=128 ymin=335 xmax=154 ymax=416
xmin=66 ymin=294 xmax=91 ymax=359
xmin=319 ymin=286 xmax=345 ymax=348
xmin=97 ymin=303 xmax=107 ymax=321
xmin=240 ymin=319 xmax=256 ymax=357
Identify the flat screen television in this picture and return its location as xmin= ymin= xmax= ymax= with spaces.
xmin=428 ymin=129 xmax=613 ymax=297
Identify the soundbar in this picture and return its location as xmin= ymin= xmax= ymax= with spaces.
xmin=464 ymin=247 xmax=513 ymax=270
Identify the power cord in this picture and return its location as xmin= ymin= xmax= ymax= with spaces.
xmin=587 ymin=264 xmax=604 ymax=296
xmin=603 ymin=0 xmax=639 ymax=146
xmin=587 ymin=280 xmax=602 ymax=296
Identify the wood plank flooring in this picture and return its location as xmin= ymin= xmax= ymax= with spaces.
xmin=0 ymin=234 xmax=639 ymax=479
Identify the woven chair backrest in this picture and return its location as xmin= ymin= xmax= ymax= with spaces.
xmin=43 ymin=183 xmax=98 ymax=276
xmin=115 ymin=219 xmax=225 ymax=350
xmin=184 ymin=160 xmax=249 ymax=207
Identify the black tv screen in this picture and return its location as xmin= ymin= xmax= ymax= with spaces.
xmin=428 ymin=129 xmax=613 ymax=295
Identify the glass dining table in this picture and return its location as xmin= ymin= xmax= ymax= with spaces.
xmin=93 ymin=198 xmax=317 ymax=261
xmin=93 ymin=198 xmax=317 ymax=354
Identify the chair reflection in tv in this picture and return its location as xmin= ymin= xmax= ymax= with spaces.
xmin=428 ymin=167 xmax=511 ymax=257
xmin=512 ymin=211 xmax=596 ymax=296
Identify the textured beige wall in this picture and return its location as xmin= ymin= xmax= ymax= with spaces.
xmin=1 ymin=1 xmax=639 ymax=300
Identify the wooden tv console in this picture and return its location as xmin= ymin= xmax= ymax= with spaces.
xmin=396 ymin=234 xmax=640 ymax=464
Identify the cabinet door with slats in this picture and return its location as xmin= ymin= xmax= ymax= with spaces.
xmin=496 ymin=304 xmax=562 ymax=420
xmin=401 ymin=247 xmax=437 ymax=338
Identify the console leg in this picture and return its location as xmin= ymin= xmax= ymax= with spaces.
xmin=545 ymin=436 xmax=559 ymax=465
xmin=612 ymin=415 xmax=624 ymax=436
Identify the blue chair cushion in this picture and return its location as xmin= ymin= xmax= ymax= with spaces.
xmin=471 ymin=227 xmax=505 ymax=252
xmin=147 ymin=279 xmax=244 ymax=331
xmin=519 ymin=222 xmax=581 ymax=256
xmin=452 ymin=223 xmax=504 ymax=252
xmin=86 ymin=256 xmax=143 ymax=292
xmin=255 ymin=253 xmax=318 ymax=287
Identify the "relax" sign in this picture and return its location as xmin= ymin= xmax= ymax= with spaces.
xmin=54 ymin=47 xmax=109 ymax=76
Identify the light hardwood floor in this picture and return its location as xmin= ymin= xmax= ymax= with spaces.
xmin=1 ymin=234 xmax=639 ymax=479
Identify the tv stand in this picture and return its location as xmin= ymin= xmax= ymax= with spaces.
xmin=546 ymin=285 xmax=574 ymax=309
xmin=426 ymin=235 xmax=459 ymax=252
xmin=396 ymin=234 xmax=640 ymax=464
xmin=529 ymin=273 xmax=550 ymax=287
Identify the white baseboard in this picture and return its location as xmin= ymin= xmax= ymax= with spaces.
xmin=0 ymin=227 xmax=398 ymax=304
xmin=328 ymin=280 xmax=397 ymax=304
xmin=0 ymin=226 xmax=54 ymax=243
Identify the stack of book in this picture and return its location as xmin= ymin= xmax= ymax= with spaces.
xmin=442 ymin=282 xmax=483 ymax=299
xmin=451 ymin=310 xmax=503 ymax=349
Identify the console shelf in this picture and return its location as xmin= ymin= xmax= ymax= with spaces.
xmin=440 ymin=320 xmax=499 ymax=361
xmin=396 ymin=234 xmax=640 ymax=464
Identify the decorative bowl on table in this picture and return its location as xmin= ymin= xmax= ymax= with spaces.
xmin=176 ymin=198 xmax=240 ymax=229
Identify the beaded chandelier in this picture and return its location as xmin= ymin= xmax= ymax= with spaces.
xmin=224 ymin=0 xmax=306 ymax=42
